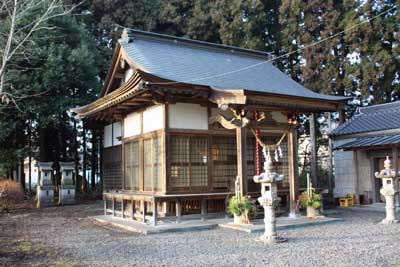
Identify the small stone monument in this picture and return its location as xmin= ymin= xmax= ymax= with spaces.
xmin=375 ymin=156 xmax=398 ymax=224
xmin=253 ymin=149 xmax=286 ymax=244
xmin=37 ymin=162 xmax=55 ymax=208
xmin=59 ymin=162 xmax=76 ymax=205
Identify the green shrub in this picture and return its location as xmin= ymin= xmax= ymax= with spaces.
xmin=299 ymin=191 xmax=321 ymax=209
xmin=228 ymin=196 xmax=254 ymax=216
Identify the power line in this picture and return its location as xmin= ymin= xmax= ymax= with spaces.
xmin=118 ymin=4 xmax=398 ymax=86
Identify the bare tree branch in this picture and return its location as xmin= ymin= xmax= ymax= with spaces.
xmin=0 ymin=0 xmax=82 ymax=105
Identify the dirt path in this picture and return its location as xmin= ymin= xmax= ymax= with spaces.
xmin=0 ymin=201 xmax=104 ymax=267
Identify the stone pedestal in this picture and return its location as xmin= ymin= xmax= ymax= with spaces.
xmin=36 ymin=162 xmax=54 ymax=208
xmin=381 ymin=191 xmax=398 ymax=224
xmin=59 ymin=162 xmax=75 ymax=205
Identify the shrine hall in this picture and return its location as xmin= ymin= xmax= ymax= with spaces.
xmin=73 ymin=29 xmax=348 ymax=225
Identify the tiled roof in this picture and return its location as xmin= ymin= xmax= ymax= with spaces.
xmin=331 ymin=101 xmax=400 ymax=137
xmin=119 ymin=29 xmax=349 ymax=102
xmin=334 ymin=134 xmax=400 ymax=150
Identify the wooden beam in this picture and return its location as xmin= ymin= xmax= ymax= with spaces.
xmin=309 ymin=113 xmax=318 ymax=186
xmin=236 ymin=127 xmax=248 ymax=196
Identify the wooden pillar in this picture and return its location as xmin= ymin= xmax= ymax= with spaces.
xmin=225 ymin=195 xmax=229 ymax=219
xmin=309 ymin=113 xmax=318 ymax=186
xmin=236 ymin=127 xmax=248 ymax=196
xmin=392 ymin=147 xmax=399 ymax=208
xmin=131 ymin=199 xmax=135 ymax=220
xmin=121 ymin=199 xmax=124 ymax=218
xmin=369 ymin=157 xmax=377 ymax=203
xmin=176 ymin=198 xmax=182 ymax=224
xmin=112 ymin=196 xmax=115 ymax=216
xmin=141 ymin=200 xmax=146 ymax=223
xmin=152 ymin=198 xmax=157 ymax=226
xmin=327 ymin=112 xmax=333 ymax=195
xmin=288 ymin=127 xmax=299 ymax=218
xmin=201 ymin=198 xmax=207 ymax=222
xmin=352 ymin=150 xmax=360 ymax=204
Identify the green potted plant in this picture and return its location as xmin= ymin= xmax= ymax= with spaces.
xmin=299 ymin=191 xmax=322 ymax=218
xmin=228 ymin=196 xmax=254 ymax=224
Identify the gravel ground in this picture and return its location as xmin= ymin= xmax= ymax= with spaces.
xmin=1 ymin=202 xmax=400 ymax=267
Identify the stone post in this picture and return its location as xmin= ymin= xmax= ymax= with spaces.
xmin=59 ymin=162 xmax=76 ymax=205
xmin=36 ymin=162 xmax=54 ymax=208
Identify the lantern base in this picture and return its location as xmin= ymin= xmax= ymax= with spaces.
xmin=381 ymin=219 xmax=398 ymax=224
xmin=256 ymin=235 xmax=287 ymax=244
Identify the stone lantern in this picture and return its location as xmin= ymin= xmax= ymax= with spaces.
xmin=37 ymin=162 xmax=54 ymax=208
xmin=59 ymin=162 xmax=76 ymax=205
xmin=375 ymin=156 xmax=398 ymax=224
xmin=253 ymin=151 xmax=286 ymax=244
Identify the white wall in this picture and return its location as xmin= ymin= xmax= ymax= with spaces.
xmin=124 ymin=112 xmax=141 ymax=137
xmin=333 ymin=138 xmax=356 ymax=198
xmin=169 ymin=103 xmax=208 ymax=130
xmin=143 ymin=105 xmax=164 ymax=133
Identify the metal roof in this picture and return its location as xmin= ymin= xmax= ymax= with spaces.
xmin=334 ymin=134 xmax=400 ymax=150
xmin=119 ymin=29 xmax=349 ymax=102
xmin=331 ymin=101 xmax=400 ymax=137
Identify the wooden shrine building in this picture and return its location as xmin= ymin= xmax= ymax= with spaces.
xmin=73 ymin=29 xmax=348 ymax=225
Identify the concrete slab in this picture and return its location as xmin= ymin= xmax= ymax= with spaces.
xmin=93 ymin=214 xmax=344 ymax=235
xmin=219 ymin=216 xmax=344 ymax=233
xmin=92 ymin=215 xmax=222 ymax=235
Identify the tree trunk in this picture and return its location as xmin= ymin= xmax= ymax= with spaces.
xmin=20 ymin=158 xmax=25 ymax=192
xmin=28 ymin=119 xmax=32 ymax=193
xmin=39 ymin=127 xmax=50 ymax=162
xmin=91 ymin=129 xmax=97 ymax=191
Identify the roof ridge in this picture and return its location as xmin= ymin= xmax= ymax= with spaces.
xmin=359 ymin=101 xmax=400 ymax=114
xmin=120 ymin=28 xmax=272 ymax=59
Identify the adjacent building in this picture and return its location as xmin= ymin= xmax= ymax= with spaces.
xmin=331 ymin=102 xmax=400 ymax=204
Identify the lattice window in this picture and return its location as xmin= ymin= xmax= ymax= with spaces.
xmin=144 ymin=136 xmax=163 ymax=192
xmin=124 ymin=141 xmax=139 ymax=191
xmin=211 ymin=136 xmax=237 ymax=190
xmin=169 ymin=136 xmax=208 ymax=188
